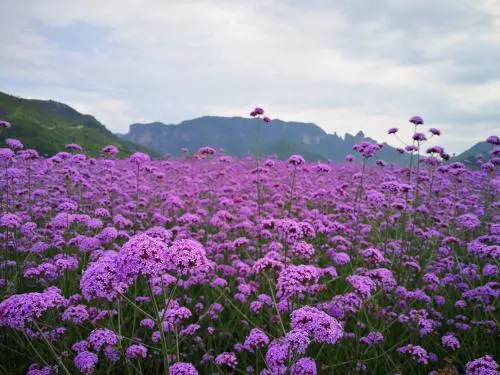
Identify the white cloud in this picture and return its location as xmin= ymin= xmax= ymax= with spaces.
xmin=0 ymin=0 xmax=499 ymax=154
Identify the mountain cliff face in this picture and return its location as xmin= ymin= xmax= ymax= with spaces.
xmin=0 ymin=91 xmax=154 ymax=157
xmin=120 ymin=116 xmax=405 ymax=162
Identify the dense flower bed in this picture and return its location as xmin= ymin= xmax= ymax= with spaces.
xmin=0 ymin=115 xmax=499 ymax=374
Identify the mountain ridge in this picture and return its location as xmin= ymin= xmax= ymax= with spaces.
xmin=0 ymin=91 xmax=156 ymax=157
xmin=120 ymin=116 xmax=402 ymax=162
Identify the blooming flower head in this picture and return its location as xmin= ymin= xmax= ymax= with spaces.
xmin=412 ymin=132 xmax=427 ymax=142
xmin=397 ymin=344 xmax=429 ymax=364
xmin=277 ymin=265 xmax=320 ymax=300
xmin=288 ymin=154 xmax=305 ymax=166
xmin=263 ymin=116 xmax=272 ymax=123
xmin=20 ymin=149 xmax=39 ymax=160
xmin=250 ymin=107 xmax=265 ymax=117
xmin=441 ymin=334 xmax=460 ymax=350
xmin=291 ymin=306 xmax=343 ymax=344
xmin=360 ymin=332 xmax=384 ymax=345
xmin=169 ymin=362 xmax=199 ymax=375
xmin=125 ymin=344 xmax=148 ymax=359
xmin=244 ymin=328 xmax=270 ymax=351
xmin=129 ymin=152 xmax=151 ymax=165
xmin=101 ymin=145 xmax=119 ymax=156
xmin=0 ymin=147 xmax=15 ymax=161
xmin=0 ymin=287 xmax=66 ymax=330
xmin=465 ymin=355 xmax=499 ymax=375
xmin=285 ymin=329 xmax=311 ymax=355
xmin=486 ymin=135 xmax=500 ymax=145
xmin=215 ymin=352 xmax=238 ymax=369
xmin=429 ymin=128 xmax=441 ymax=136
xmin=291 ymin=357 xmax=317 ymax=375
xmin=74 ymin=351 xmax=98 ymax=374
xmin=166 ymin=239 xmax=209 ymax=275
xmin=457 ymin=213 xmax=481 ymax=229
xmin=0 ymin=120 xmax=12 ymax=128
xmin=353 ymin=141 xmax=383 ymax=159
xmin=87 ymin=328 xmax=119 ymax=351
xmin=66 ymin=143 xmax=83 ymax=151
xmin=197 ymin=146 xmax=215 ymax=156
xmin=388 ymin=127 xmax=398 ymax=134
xmin=5 ymin=138 xmax=23 ymax=149
xmin=409 ymin=115 xmax=424 ymax=125
xmin=0 ymin=213 xmax=22 ymax=229
xmin=118 ymin=234 xmax=170 ymax=278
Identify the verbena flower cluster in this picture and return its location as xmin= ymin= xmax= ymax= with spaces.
xmin=0 ymin=114 xmax=498 ymax=374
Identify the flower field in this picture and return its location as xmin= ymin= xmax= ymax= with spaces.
xmin=0 ymin=116 xmax=499 ymax=374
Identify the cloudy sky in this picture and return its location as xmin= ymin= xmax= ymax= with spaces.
xmin=1 ymin=0 xmax=499 ymax=153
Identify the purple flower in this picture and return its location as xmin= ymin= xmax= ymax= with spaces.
xmin=101 ymin=145 xmax=119 ymax=155
xmin=66 ymin=143 xmax=83 ymax=151
xmin=441 ymin=334 xmax=460 ymax=350
xmin=80 ymin=252 xmax=130 ymax=301
xmin=412 ymin=132 xmax=427 ymax=142
xmin=118 ymin=234 xmax=170 ymax=278
xmin=129 ymin=152 xmax=151 ymax=165
xmin=125 ymin=344 xmax=148 ymax=359
xmin=277 ymin=265 xmax=320 ymax=300
xmin=250 ymin=107 xmax=265 ymax=117
xmin=0 ymin=287 xmax=66 ymax=330
xmin=244 ymin=328 xmax=270 ymax=351
xmin=429 ymin=128 xmax=441 ymax=136
xmin=409 ymin=115 xmax=424 ymax=125
xmin=457 ymin=213 xmax=481 ymax=229
xmin=169 ymin=362 xmax=199 ymax=375
xmin=74 ymin=351 xmax=98 ymax=374
xmin=198 ymin=146 xmax=215 ymax=156
xmin=388 ymin=127 xmax=398 ymax=134
xmin=465 ymin=355 xmax=499 ymax=375
xmin=347 ymin=275 xmax=377 ymax=298
xmin=5 ymin=138 xmax=23 ymax=149
xmin=285 ymin=329 xmax=311 ymax=355
xmin=0 ymin=213 xmax=22 ymax=229
xmin=215 ymin=352 xmax=238 ymax=369
xmin=166 ymin=239 xmax=209 ymax=275
xmin=360 ymin=332 xmax=384 ymax=345
xmin=353 ymin=141 xmax=383 ymax=159
xmin=288 ymin=154 xmax=305 ymax=166
xmin=397 ymin=344 xmax=429 ymax=364
xmin=62 ymin=305 xmax=89 ymax=324
xmin=87 ymin=328 xmax=119 ymax=351
xmin=291 ymin=357 xmax=317 ymax=375
xmin=0 ymin=120 xmax=12 ymax=128
xmin=486 ymin=135 xmax=500 ymax=145
xmin=291 ymin=306 xmax=343 ymax=344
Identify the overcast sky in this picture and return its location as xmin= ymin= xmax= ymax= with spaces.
xmin=1 ymin=0 xmax=499 ymax=153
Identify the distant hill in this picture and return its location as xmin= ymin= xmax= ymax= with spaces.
xmin=453 ymin=141 xmax=495 ymax=164
xmin=120 ymin=116 xmax=407 ymax=163
xmin=0 ymin=91 xmax=155 ymax=157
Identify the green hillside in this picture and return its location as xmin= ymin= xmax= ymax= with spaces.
xmin=453 ymin=141 xmax=495 ymax=164
xmin=0 ymin=91 xmax=155 ymax=157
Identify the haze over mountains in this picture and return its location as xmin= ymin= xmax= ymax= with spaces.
xmin=0 ymin=91 xmax=493 ymax=163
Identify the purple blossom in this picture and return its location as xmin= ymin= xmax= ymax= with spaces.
xmin=74 ymin=351 xmax=98 ymax=374
xmin=169 ymin=362 xmax=199 ymax=375
xmin=291 ymin=306 xmax=343 ymax=344
xmin=125 ymin=344 xmax=148 ymax=359
xmin=409 ymin=115 xmax=424 ymax=125
xmin=215 ymin=352 xmax=238 ymax=369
